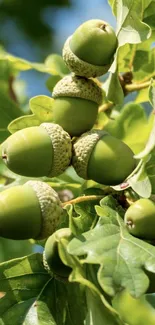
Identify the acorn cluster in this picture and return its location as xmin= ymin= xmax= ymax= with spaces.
xmin=0 ymin=19 xmax=137 ymax=278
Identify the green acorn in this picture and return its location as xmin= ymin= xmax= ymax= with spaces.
xmin=63 ymin=19 xmax=118 ymax=78
xmin=0 ymin=180 xmax=63 ymax=240
xmin=43 ymin=228 xmax=72 ymax=279
xmin=125 ymin=198 xmax=155 ymax=239
xmin=52 ymin=74 xmax=102 ymax=137
xmin=72 ymin=129 xmax=135 ymax=186
xmin=2 ymin=123 xmax=72 ymax=177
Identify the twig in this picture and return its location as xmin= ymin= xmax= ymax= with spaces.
xmin=125 ymin=80 xmax=151 ymax=93
xmin=99 ymin=102 xmax=114 ymax=113
xmin=62 ymin=195 xmax=104 ymax=207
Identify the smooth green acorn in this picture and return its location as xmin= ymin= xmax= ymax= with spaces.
xmin=2 ymin=123 xmax=72 ymax=177
xmin=0 ymin=180 xmax=63 ymax=240
xmin=72 ymin=129 xmax=135 ymax=186
xmin=63 ymin=19 xmax=118 ymax=78
xmin=43 ymin=228 xmax=72 ymax=278
xmin=52 ymin=74 xmax=102 ymax=137
xmin=125 ymin=198 xmax=155 ymax=239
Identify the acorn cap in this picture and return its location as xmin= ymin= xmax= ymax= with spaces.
xmin=27 ymin=180 xmax=63 ymax=239
xmin=41 ymin=123 xmax=72 ymax=177
xmin=52 ymin=74 xmax=103 ymax=105
xmin=72 ymin=129 xmax=107 ymax=179
xmin=43 ymin=228 xmax=72 ymax=278
xmin=63 ymin=36 xmax=111 ymax=78
xmin=0 ymin=180 xmax=63 ymax=240
xmin=2 ymin=123 xmax=72 ymax=178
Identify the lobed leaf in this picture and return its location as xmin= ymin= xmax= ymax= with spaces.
xmin=68 ymin=198 xmax=155 ymax=298
xmin=8 ymin=95 xmax=54 ymax=133
xmin=105 ymin=102 xmax=153 ymax=154
xmin=0 ymin=53 xmax=69 ymax=76
xmin=59 ymin=235 xmax=123 ymax=325
xmin=24 ymin=279 xmax=86 ymax=325
xmin=0 ymin=90 xmax=22 ymax=143
xmin=0 ymin=253 xmax=50 ymax=325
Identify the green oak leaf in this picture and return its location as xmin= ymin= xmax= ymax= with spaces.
xmin=104 ymin=0 xmax=152 ymax=100
xmin=133 ymin=47 xmax=155 ymax=81
xmin=134 ymin=82 xmax=155 ymax=159
xmin=105 ymin=102 xmax=153 ymax=154
xmin=134 ymin=116 xmax=155 ymax=160
xmin=117 ymin=43 xmax=132 ymax=72
xmin=144 ymin=1 xmax=155 ymax=29
xmin=0 ymin=253 xmax=50 ymax=325
xmin=66 ymin=188 xmax=105 ymax=235
xmin=0 ymin=89 xmax=22 ymax=143
xmin=109 ymin=0 xmax=151 ymax=43
xmin=85 ymin=287 xmax=123 ymax=325
xmin=108 ymin=0 xmax=151 ymax=73
xmin=131 ymin=84 xmax=155 ymax=194
xmin=135 ymin=88 xmax=149 ymax=104
xmin=59 ymin=237 xmax=123 ymax=325
xmin=0 ymin=52 xmax=69 ymax=76
xmin=133 ymin=50 xmax=150 ymax=71
xmin=146 ymin=150 xmax=155 ymax=194
xmin=116 ymin=32 xmax=155 ymax=86
xmin=149 ymin=80 xmax=155 ymax=107
xmin=127 ymin=158 xmax=152 ymax=198
xmin=46 ymin=75 xmax=61 ymax=92
xmin=0 ymin=237 xmax=33 ymax=263
xmin=8 ymin=95 xmax=54 ymax=133
xmin=102 ymin=71 xmax=124 ymax=105
xmin=24 ymin=279 xmax=86 ymax=325
xmin=112 ymin=290 xmax=155 ymax=325
xmin=68 ymin=197 xmax=155 ymax=298
xmin=45 ymin=54 xmax=69 ymax=76
xmin=0 ymin=53 xmax=48 ymax=73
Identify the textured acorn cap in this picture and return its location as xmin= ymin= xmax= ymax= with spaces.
xmin=27 ymin=180 xmax=63 ymax=239
xmin=43 ymin=228 xmax=72 ymax=277
xmin=41 ymin=123 xmax=72 ymax=177
xmin=72 ymin=129 xmax=107 ymax=179
xmin=63 ymin=36 xmax=111 ymax=78
xmin=52 ymin=74 xmax=103 ymax=105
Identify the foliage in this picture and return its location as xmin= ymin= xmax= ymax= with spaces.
xmin=1 ymin=1 xmax=155 ymax=324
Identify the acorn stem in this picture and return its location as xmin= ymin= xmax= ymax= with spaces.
xmin=125 ymin=80 xmax=151 ymax=93
xmin=100 ymin=24 xmax=106 ymax=31
xmin=62 ymin=195 xmax=104 ymax=207
xmin=2 ymin=154 xmax=7 ymax=159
